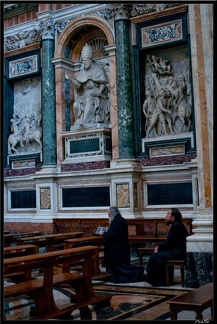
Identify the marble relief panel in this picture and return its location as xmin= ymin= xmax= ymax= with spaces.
xmin=7 ymin=77 xmax=42 ymax=155
xmin=40 ymin=188 xmax=51 ymax=209
xmin=142 ymin=44 xmax=192 ymax=139
xmin=117 ymin=184 xmax=130 ymax=208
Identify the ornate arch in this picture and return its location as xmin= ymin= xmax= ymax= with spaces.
xmin=54 ymin=15 xmax=114 ymax=59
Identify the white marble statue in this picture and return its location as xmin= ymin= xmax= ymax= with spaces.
xmin=65 ymin=44 xmax=110 ymax=126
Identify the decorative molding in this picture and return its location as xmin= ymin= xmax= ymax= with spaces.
xmin=8 ymin=54 xmax=38 ymax=79
xmin=130 ymin=4 xmax=188 ymax=24
xmin=4 ymin=28 xmax=41 ymax=52
xmin=141 ymin=19 xmax=182 ymax=47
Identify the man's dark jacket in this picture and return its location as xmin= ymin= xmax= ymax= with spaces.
xmin=103 ymin=213 xmax=145 ymax=283
xmin=146 ymin=220 xmax=189 ymax=286
xmin=103 ymin=213 xmax=130 ymax=268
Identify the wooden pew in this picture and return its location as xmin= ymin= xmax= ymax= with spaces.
xmin=137 ymin=244 xmax=158 ymax=266
xmin=128 ymin=235 xmax=166 ymax=245
xmin=4 ymin=231 xmax=42 ymax=247
xmin=167 ymin=283 xmax=213 ymax=320
xmin=53 ymin=217 xmax=193 ymax=237
xmin=64 ymin=236 xmax=111 ymax=281
xmin=16 ymin=232 xmax=84 ymax=252
xmin=4 ymin=244 xmax=38 ymax=283
xmin=4 ymin=244 xmax=38 ymax=258
xmin=4 ymin=246 xmax=111 ymax=319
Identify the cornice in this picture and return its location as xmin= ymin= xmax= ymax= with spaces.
xmin=130 ymin=4 xmax=188 ymax=24
xmin=4 ymin=3 xmax=39 ymax=20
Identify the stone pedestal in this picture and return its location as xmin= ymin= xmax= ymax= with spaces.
xmin=61 ymin=127 xmax=112 ymax=164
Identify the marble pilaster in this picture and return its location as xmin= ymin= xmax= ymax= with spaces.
xmin=104 ymin=44 xmax=118 ymax=161
xmin=185 ymin=4 xmax=213 ymax=287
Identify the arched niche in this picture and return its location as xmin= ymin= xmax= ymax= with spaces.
xmin=54 ymin=15 xmax=116 ymax=166
xmin=55 ymin=15 xmax=114 ymax=60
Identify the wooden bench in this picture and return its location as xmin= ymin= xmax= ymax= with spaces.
xmin=129 ymin=236 xmax=166 ymax=245
xmin=53 ymin=218 xmax=109 ymax=236
xmin=165 ymin=260 xmax=185 ymax=287
xmin=4 ymin=244 xmax=38 ymax=283
xmin=53 ymin=218 xmax=193 ymax=237
xmin=16 ymin=232 xmax=84 ymax=252
xmin=4 ymin=244 xmax=38 ymax=257
xmin=138 ymin=245 xmax=185 ymax=286
xmin=64 ymin=236 xmax=111 ymax=281
xmin=167 ymin=282 xmax=213 ymax=320
xmin=137 ymin=244 xmax=158 ymax=266
xmin=4 ymin=231 xmax=42 ymax=247
xmin=4 ymin=246 xmax=111 ymax=318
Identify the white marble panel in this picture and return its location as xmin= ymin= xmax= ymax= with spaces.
xmin=187 ymin=241 xmax=213 ymax=253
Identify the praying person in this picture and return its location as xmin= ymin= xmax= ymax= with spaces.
xmin=99 ymin=206 xmax=146 ymax=283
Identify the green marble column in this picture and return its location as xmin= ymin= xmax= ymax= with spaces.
xmin=41 ymin=18 xmax=57 ymax=166
xmin=114 ymin=8 xmax=135 ymax=159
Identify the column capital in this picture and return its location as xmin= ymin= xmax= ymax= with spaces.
xmin=108 ymin=4 xmax=133 ymax=20
xmin=39 ymin=17 xmax=55 ymax=40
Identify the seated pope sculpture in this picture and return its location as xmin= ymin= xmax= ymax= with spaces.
xmin=65 ymin=44 xmax=110 ymax=125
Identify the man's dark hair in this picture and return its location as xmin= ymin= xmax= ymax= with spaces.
xmin=171 ymin=208 xmax=182 ymax=221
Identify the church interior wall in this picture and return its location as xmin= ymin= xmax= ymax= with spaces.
xmin=3 ymin=3 xmax=213 ymax=287
xmin=3 ymin=3 xmax=210 ymax=223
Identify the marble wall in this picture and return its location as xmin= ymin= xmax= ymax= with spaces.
xmin=4 ymin=3 xmax=213 ymax=287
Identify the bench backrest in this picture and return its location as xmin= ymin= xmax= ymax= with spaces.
xmin=4 ymin=245 xmax=97 ymax=279
xmin=53 ymin=218 xmax=193 ymax=236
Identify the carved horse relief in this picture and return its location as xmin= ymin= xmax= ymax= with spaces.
xmin=8 ymin=128 xmax=42 ymax=155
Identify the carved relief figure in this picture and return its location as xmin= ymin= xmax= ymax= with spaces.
xmin=145 ymin=89 xmax=172 ymax=138
xmin=173 ymin=75 xmax=191 ymax=133
xmin=147 ymin=55 xmax=172 ymax=75
xmin=7 ymin=77 xmax=42 ymax=155
xmin=14 ymin=78 xmax=40 ymax=119
xmin=65 ymin=44 xmax=110 ymax=126
xmin=142 ymin=88 xmax=157 ymax=135
xmin=144 ymin=53 xmax=192 ymax=138
xmin=10 ymin=114 xmax=22 ymax=137
xmin=8 ymin=115 xmax=42 ymax=155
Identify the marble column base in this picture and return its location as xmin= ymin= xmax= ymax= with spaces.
xmin=185 ymin=251 xmax=213 ymax=288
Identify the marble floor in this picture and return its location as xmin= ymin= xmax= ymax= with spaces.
xmin=4 ymin=257 xmax=213 ymax=321
xmin=93 ymin=266 xmax=212 ymax=322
